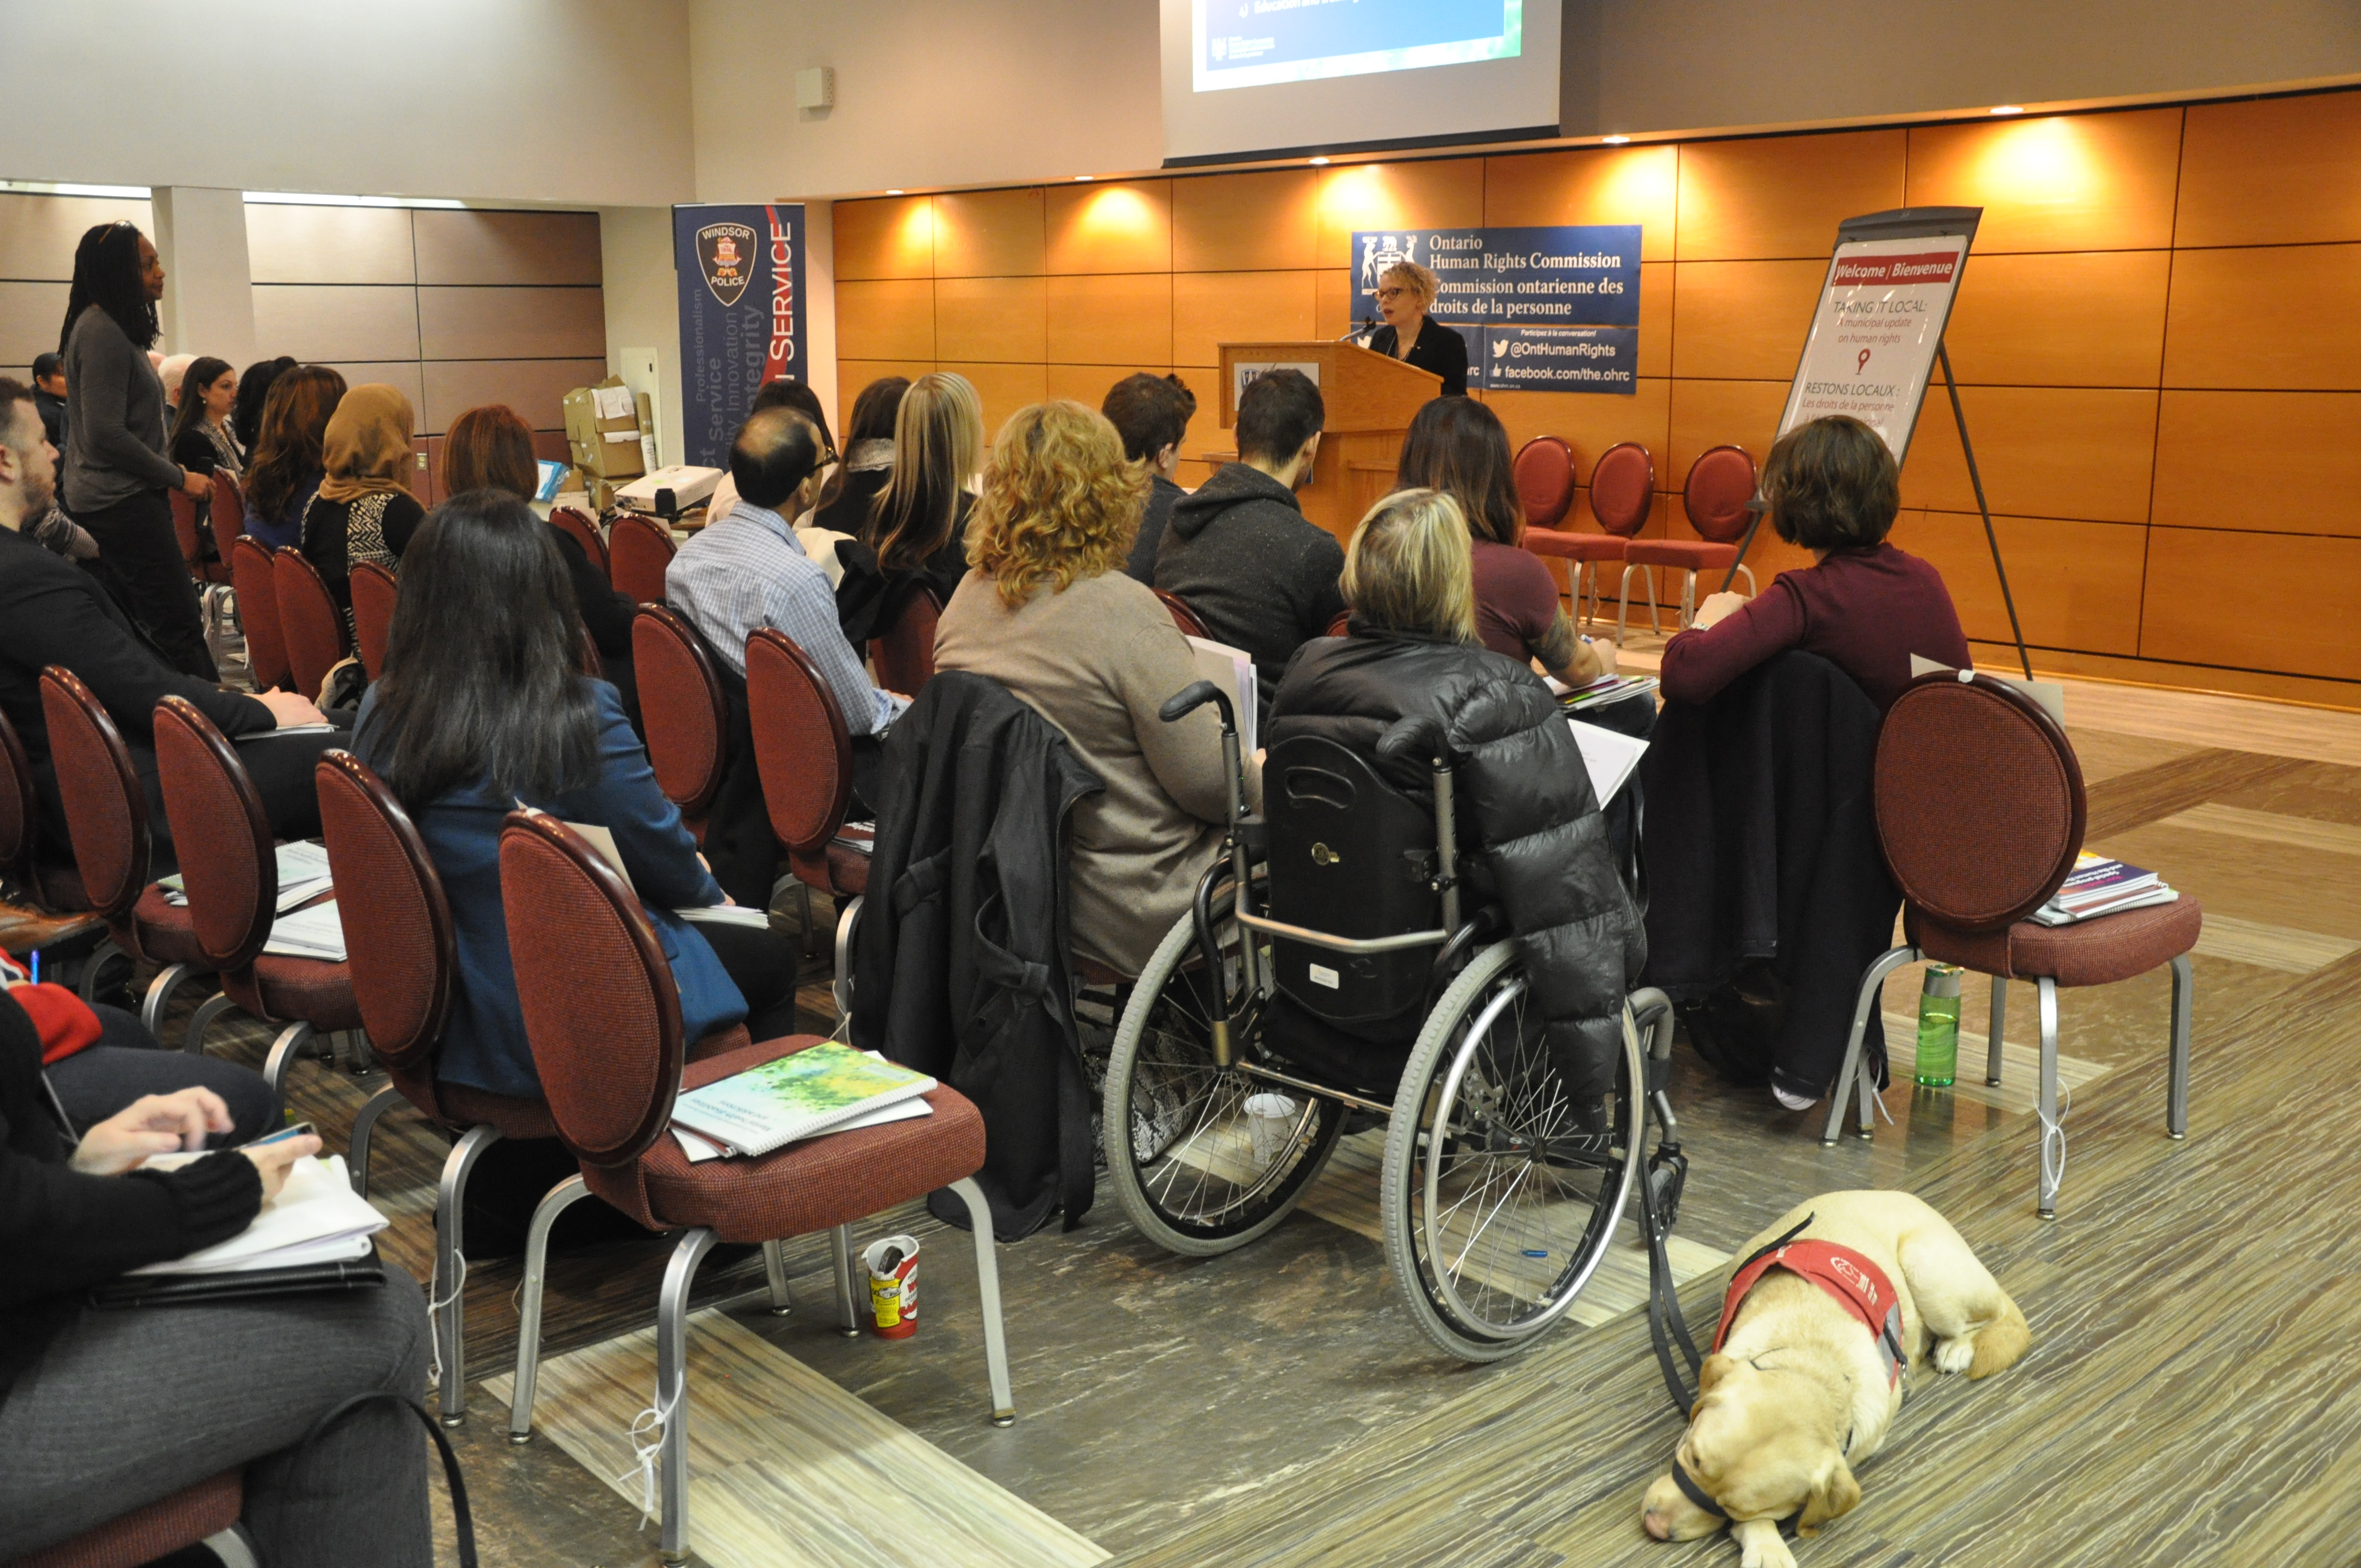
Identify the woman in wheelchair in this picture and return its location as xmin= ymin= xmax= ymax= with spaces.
xmin=1105 ymin=488 xmax=1663 ymax=1363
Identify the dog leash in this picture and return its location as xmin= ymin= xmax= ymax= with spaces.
xmin=1648 ymin=1209 xmax=1816 ymax=1419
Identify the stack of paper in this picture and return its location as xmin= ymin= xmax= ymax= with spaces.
xmin=1551 ymin=672 xmax=1660 ymax=711
xmin=1183 ymin=634 xmax=1258 ymax=755
xmin=129 ymin=1153 xmax=387 ymax=1274
xmin=2028 ymin=852 xmax=2179 ymax=926
xmin=1565 ymin=720 xmax=1648 ymax=806
xmin=162 ymin=841 xmax=333 ymax=912
xmin=671 ymin=1040 xmax=936 ymax=1158
xmin=263 ymin=899 xmax=347 ymax=961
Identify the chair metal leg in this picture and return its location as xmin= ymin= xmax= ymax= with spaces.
xmin=434 ymin=1124 xmax=504 ymax=1425
xmin=762 ymin=1239 xmax=794 ymax=1316
xmin=200 ymin=1525 xmax=259 ymax=1568
xmin=657 ymin=1228 xmax=719 ymax=1566
xmin=798 ymin=881 xmax=818 ymax=959
xmin=139 ymin=961 xmax=197 ymax=1036
xmin=832 ymin=895 xmax=863 ymax=1027
xmin=347 ymin=1082 xmax=401 ymax=1196
xmin=508 ymin=1173 xmax=591 ymax=1442
xmin=946 ymin=1177 xmax=1016 ymax=1425
xmin=2167 ymin=951 xmax=2194 ymax=1139
xmin=1856 ymin=1048 xmax=1879 ymax=1138
xmin=1616 ymin=564 xmax=1639 ymax=647
xmin=2037 ymin=977 xmax=2061 ymax=1220
xmin=75 ymin=939 xmax=127 ymax=1005
xmin=1736 ymin=565 xmax=1758 ymax=598
xmin=1677 ymin=570 xmax=1697 ymax=629
xmin=261 ymin=1021 xmax=315 ymax=1099
xmin=1822 ymin=945 xmax=1921 ymax=1145
xmin=184 ymin=991 xmax=237 ymax=1055
xmin=1986 ymin=976 xmax=2008 ymax=1086
xmin=1644 ymin=567 xmax=1662 ymax=638
xmin=831 ymin=1223 xmax=862 ymax=1337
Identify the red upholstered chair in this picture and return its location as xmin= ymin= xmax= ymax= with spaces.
xmin=745 ymin=628 xmax=868 ymax=1019
xmin=1155 ymin=587 xmax=1210 ymax=638
xmin=0 ymin=707 xmax=102 ymax=950
xmin=11 ymin=1470 xmax=255 ymax=1568
xmin=550 ymin=504 xmax=609 ymax=580
xmin=169 ymin=485 xmax=206 ymax=579
xmin=609 ymin=510 xmax=677 ymax=605
xmin=272 ymin=547 xmax=348 ymax=703
xmin=871 ymin=584 xmax=942 ymax=698
xmin=154 ymin=697 xmax=362 ymax=1097
xmin=230 ymin=538 xmax=292 ymax=693
xmin=1821 ymin=671 xmax=2201 ymax=1218
xmin=632 ymin=606 xmax=727 ymax=840
xmin=1526 ymin=437 xmax=1651 ymax=633
xmin=349 ymin=560 xmax=399 ymax=682
xmin=496 ymin=807 xmax=1012 ymax=1561
xmin=1620 ymin=443 xmax=1759 ymax=642
xmin=1325 ymin=609 xmax=1352 ymax=638
xmin=37 ymin=667 xmax=210 ymax=1028
xmin=206 ymin=470 xmax=244 ymax=575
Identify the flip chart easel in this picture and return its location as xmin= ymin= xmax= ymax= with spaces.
xmin=1723 ymin=206 xmax=2031 ymax=679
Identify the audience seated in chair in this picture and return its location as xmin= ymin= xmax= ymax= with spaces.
xmin=239 ymin=363 xmax=344 ymax=551
xmin=1659 ymin=414 xmax=1968 ymax=716
xmin=835 ymin=371 xmax=984 ymax=641
xmin=935 ymin=399 xmax=1256 ymax=978
xmin=807 ymin=374 xmax=907 ymax=567
xmin=704 ymin=377 xmax=854 ymax=585
xmin=1266 ymin=487 xmax=1644 ymax=1121
xmin=0 ymin=993 xmax=434 ymax=1566
xmin=1153 ymin=368 xmax=1343 ymax=714
xmin=1103 ymin=372 xmax=1197 ymax=585
xmin=0 ymin=377 xmax=333 ymax=857
xmin=300 ymin=383 xmax=423 ymax=622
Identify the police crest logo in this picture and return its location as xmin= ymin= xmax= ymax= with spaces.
xmin=697 ymin=222 xmax=758 ymax=308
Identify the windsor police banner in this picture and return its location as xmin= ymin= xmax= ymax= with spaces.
xmin=675 ymin=202 xmax=807 ymax=469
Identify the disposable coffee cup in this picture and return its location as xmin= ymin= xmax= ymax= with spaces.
xmin=862 ymin=1234 xmax=921 ymax=1339
xmin=1244 ymin=1093 xmax=1298 ymax=1166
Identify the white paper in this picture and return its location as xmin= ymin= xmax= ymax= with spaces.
xmin=237 ymin=723 xmax=338 ymax=739
xmin=129 ymin=1155 xmax=387 ymax=1274
xmin=593 ymin=384 xmax=636 ymax=421
xmin=1566 ymin=720 xmax=1647 ymax=805
xmin=670 ymin=1084 xmax=933 ymax=1159
xmin=262 ymin=899 xmax=346 ymax=962
xmin=1183 ymin=634 xmax=1258 ymax=755
xmin=673 ymin=903 xmax=770 ymax=929
xmin=1908 ymin=655 xmax=2065 ymax=727
xmin=558 ymin=820 xmax=636 ymax=895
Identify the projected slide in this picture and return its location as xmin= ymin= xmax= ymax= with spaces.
xmin=1194 ymin=0 xmax=1521 ymax=92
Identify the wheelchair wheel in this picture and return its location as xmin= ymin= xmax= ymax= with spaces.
xmin=1104 ymin=891 xmax=1348 ymax=1255
xmin=1379 ymin=939 xmax=1646 ymax=1362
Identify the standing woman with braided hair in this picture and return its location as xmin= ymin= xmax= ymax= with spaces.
xmin=57 ymin=222 xmax=217 ymax=678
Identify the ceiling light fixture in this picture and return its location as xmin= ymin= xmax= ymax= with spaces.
xmin=1990 ymin=104 xmax=2024 ymax=115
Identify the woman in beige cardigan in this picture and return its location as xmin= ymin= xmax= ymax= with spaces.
xmin=936 ymin=400 xmax=1261 ymax=976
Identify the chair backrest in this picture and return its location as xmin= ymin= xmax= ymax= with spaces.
xmin=498 ymin=809 xmax=683 ymax=1168
xmin=349 ymin=560 xmax=399 ymax=681
xmin=744 ymin=628 xmax=852 ymax=877
xmin=1512 ymin=436 xmax=1577 ymax=530
xmin=169 ymin=486 xmax=204 ymax=572
xmin=151 ymin=696 xmax=277 ymax=972
xmin=1874 ymin=671 xmax=2087 ymax=933
xmin=609 ymin=511 xmax=677 ymax=605
xmin=550 ymin=505 xmax=608 ymax=578
xmin=206 ymin=470 xmax=244 ymax=565
xmin=1683 ymin=444 xmax=1758 ymax=544
xmin=632 ymin=605 xmax=727 ymax=815
xmin=37 ymin=667 xmax=150 ymax=919
xmin=231 ymin=537 xmax=292 ymax=692
xmin=1155 ymin=587 xmax=1210 ymax=638
xmin=871 ymin=584 xmax=942 ymax=698
xmin=1588 ymin=441 xmax=1656 ymax=538
xmin=1261 ymin=733 xmax=1440 ymax=1024
xmin=0 ymin=707 xmax=37 ymax=892
xmin=317 ymin=751 xmax=453 ymax=1073
xmin=273 ymin=548 xmax=347 ymax=701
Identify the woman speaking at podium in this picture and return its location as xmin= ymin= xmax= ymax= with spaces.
xmin=1364 ymin=260 xmax=1467 ymax=397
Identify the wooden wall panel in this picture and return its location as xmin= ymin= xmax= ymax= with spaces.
xmin=1486 ymin=379 xmax=1671 ymax=483
xmin=2142 ymin=528 xmax=2361 ymax=678
xmin=1046 ymin=362 xmax=1172 ymax=413
xmin=0 ymin=192 xmax=153 ymax=280
xmin=251 ymin=284 xmax=421 ymax=362
xmin=1668 ymin=378 xmax=1788 ymax=488
xmin=2176 ymin=93 xmax=2361 ymax=248
xmin=2151 ymin=390 xmax=2361 ymax=535
xmin=934 ymin=276 xmax=1047 ymax=363
xmin=1890 ymin=510 xmax=2147 ymax=654
xmin=931 ymin=189 xmax=1045 ymax=279
xmin=938 ymin=361 xmax=1047 ymax=442
xmin=421 ymin=357 xmax=606 ymax=434
xmin=1942 ymin=250 xmax=2170 ymax=387
xmin=1173 ymin=170 xmax=1319 ymax=273
xmin=1047 ymin=182 xmax=1172 ymax=274
xmin=2162 ymin=244 xmax=2361 ymax=390
xmin=0 ymin=282 xmax=66 ymax=366
xmin=1314 ymin=159 xmax=1484 ymax=268
xmin=835 ymin=279 xmax=935 ymax=361
xmin=321 ymin=363 xmax=427 ymax=435
xmin=1906 ymin=108 xmax=2184 ymax=253
xmin=1314 ymin=269 xmax=1354 ymax=338
xmin=1675 ymin=130 xmax=1907 ymax=261
xmin=834 ymin=198 xmax=934 ymax=281
xmin=1045 ymin=274 xmax=1171 ymax=365
xmin=244 ymin=205 xmax=414 ymax=285
xmin=1171 ymin=271 xmax=1319 ymax=369
xmin=1668 ymin=259 xmax=1823 ymax=381
xmin=1898 ymin=385 xmax=2157 ymax=522
xmin=414 ymin=210 xmax=601 ymax=287
xmin=1481 ymin=146 xmax=1677 ymax=261
xmin=416 ymin=286 xmax=604 ymax=362
xmin=834 ymin=360 xmax=934 ymax=437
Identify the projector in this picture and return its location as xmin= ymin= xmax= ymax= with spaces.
xmin=617 ymin=465 xmax=722 ymax=518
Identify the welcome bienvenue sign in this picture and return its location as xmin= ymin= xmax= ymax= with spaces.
xmin=1351 ymin=225 xmax=1640 ymax=394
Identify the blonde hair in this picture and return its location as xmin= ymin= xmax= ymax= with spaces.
xmin=1378 ymin=259 xmax=1440 ymax=310
xmin=1341 ymin=488 xmax=1477 ymax=643
xmin=967 ymin=400 xmax=1150 ymax=609
xmin=871 ymin=371 xmax=984 ymax=570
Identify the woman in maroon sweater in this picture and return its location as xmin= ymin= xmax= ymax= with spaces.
xmin=1658 ymin=415 xmax=1967 ymax=714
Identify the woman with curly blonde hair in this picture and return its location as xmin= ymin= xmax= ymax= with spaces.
xmin=937 ymin=400 xmax=1261 ymax=975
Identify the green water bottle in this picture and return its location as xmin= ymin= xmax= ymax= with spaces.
xmin=1915 ymin=963 xmax=1963 ymax=1087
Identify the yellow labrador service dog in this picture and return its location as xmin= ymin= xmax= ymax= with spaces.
xmin=1641 ymin=1190 xmax=2030 ymax=1566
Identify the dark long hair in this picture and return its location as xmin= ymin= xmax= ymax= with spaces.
xmin=813 ymin=374 xmax=907 ymax=514
xmin=60 ymin=222 xmax=158 ymax=355
xmin=362 ymin=489 xmax=600 ymax=809
xmin=244 ymin=364 xmax=347 ymax=524
xmin=1394 ymin=396 xmax=1524 ymax=547
xmin=869 ymin=372 xmax=981 ymax=570
xmin=232 ymin=357 xmax=297 ymax=453
xmin=168 ymin=356 xmax=234 ymax=452
xmin=440 ymin=404 xmax=538 ymax=499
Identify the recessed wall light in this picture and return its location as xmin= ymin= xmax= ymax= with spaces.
xmin=1074 ymin=175 xmax=1094 ymax=182
xmin=886 ymin=189 xmax=905 ymax=195
xmin=1309 ymin=156 xmax=1330 ymax=165
xmin=1990 ymin=105 xmax=2024 ymax=115
xmin=1601 ymin=134 xmax=1630 ymax=145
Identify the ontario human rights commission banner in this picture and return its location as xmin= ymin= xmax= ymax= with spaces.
xmin=674 ymin=203 xmax=807 ymax=469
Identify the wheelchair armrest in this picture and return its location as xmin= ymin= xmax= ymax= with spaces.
xmin=1430 ymin=905 xmax=1507 ymax=986
xmin=1237 ymin=815 xmax=1266 ymax=852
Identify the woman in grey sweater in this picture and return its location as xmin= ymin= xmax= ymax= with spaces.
xmin=58 ymin=222 xmax=216 ymax=678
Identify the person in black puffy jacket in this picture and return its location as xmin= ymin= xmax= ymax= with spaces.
xmin=1266 ymin=487 xmax=1646 ymax=1116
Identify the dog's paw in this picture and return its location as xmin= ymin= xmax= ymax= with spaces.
xmin=1934 ymin=1335 xmax=1976 ymax=1374
xmin=1735 ymin=1520 xmax=1798 ymax=1568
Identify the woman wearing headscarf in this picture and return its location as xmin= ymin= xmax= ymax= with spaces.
xmin=299 ymin=383 xmax=422 ymax=619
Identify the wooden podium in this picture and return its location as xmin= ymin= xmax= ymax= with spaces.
xmin=1209 ymin=342 xmax=1441 ymax=543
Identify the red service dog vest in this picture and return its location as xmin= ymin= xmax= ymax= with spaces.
xmin=1713 ymin=1239 xmax=1906 ymax=1388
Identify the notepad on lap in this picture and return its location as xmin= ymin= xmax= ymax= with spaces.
xmin=1566 ymin=719 xmax=1647 ymax=805
xmin=128 ymin=1153 xmax=387 ymax=1275
xmin=671 ymin=1041 xmax=936 ymax=1157
xmin=1183 ymin=634 xmax=1258 ymax=755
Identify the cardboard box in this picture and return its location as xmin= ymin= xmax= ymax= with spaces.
xmin=563 ymin=377 xmax=646 ymax=482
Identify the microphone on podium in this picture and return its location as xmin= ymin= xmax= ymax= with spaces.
xmin=1336 ymin=317 xmax=1375 ymax=344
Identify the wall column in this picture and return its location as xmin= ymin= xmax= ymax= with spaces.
xmin=150 ymin=187 xmax=255 ymax=364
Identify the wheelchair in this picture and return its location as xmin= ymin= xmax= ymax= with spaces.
xmin=1103 ymin=679 xmax=1686 ymax=1362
